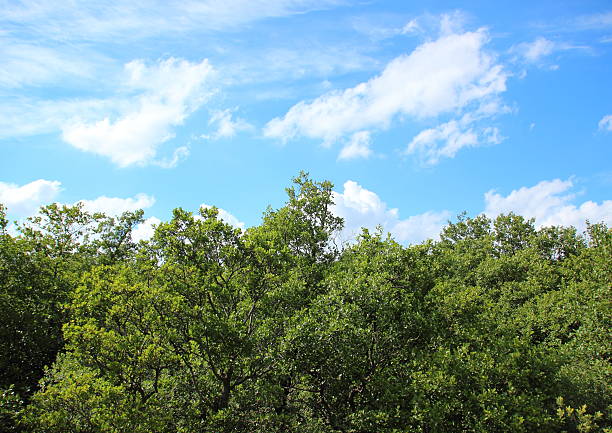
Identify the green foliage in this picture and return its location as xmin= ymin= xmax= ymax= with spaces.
xmin=555 ymin=397 xmax=608 ymax=433
xmin=1 ymin=177 xmax=610 ymax=432
xmin=0 ymin=385 xmax=25 ymax=432
xmin=0 ymin=203 xmax=144 ymax=432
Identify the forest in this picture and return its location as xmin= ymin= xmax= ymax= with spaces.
xmin=0 ymin=173 xmax=610 ymax=433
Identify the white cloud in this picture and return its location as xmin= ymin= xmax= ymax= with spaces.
xmin=200 ymin=204 xmax=245 ymax=230
xmin=438 ymin=11 xmax=468 ymax=36
xmin=153 ymin=146 xmax=191 ymax=169
xmin=483 ymin=126 xmax=503 ymax=144
xmin=264 ymin=25 xmax=507 ymax=149
xmin=332 ymin=180 xmax=450 ymax=244
xmin=132 ymin=216 xmax=161 ymax=242
xmin=514 ymin=37 xmax=556 ymax=63
xmin=510 ymin=37 xmax=590 ymax=68
xmin=598 ymin=114 xmax=612 ymax=131
xmin=572 ymin=12 xmax=612 ymax=30
xmin=207 ymin=109 xmax=253 ymax=139
xmin=406 ymin=119 xmax=478 ymax=165
xmin=76 ymin=194 xmax=157 ymax=241
xmin=0 ymin=180 xmax=158 ymax=238
xmin=484 ymin=178 xmax=612 ymax=231
xmin=0 ymin=179 xmax=62 ymax=216
xmin=3 ymin=0 xmax=345 ymax=41
xmin=406 ymin=109 xmax=505 ymax=165
xmin=392 ymin=211 xmax=452 ymax=244
xmin=0 ymin=177 xmax=155 ymax=213
xmin=401 ymin=19 xmax=421 ymax=35
xmin=61 ymin=57 xmax=214 ymax=167
xmin=76 ymin=193 xmax=155 ymax=216
xmin=331 ymin=177 xmax=611 ymax=246
xmin=0 ymin=39 xmax=108 ymax=88
xmin=338 ymin=131 xmax=372 ymax=160
xmin=225 ymin=46 xmax=377 ymax=86
xmin=402 ymin=11 xmax=466 ymax=38
xmin=0 ymin=97 xmax=116 ymax=139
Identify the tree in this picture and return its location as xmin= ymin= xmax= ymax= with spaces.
xmin=0 ymin=203 xmax=144 ymax=432
xmin=15 ymin=180 xmax=611 ymax=433
xmin=23 ymin=174 xmax=344 ymax=432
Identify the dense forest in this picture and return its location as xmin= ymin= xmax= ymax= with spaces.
xmin=1 ymin=174 xmax=610 ymax=432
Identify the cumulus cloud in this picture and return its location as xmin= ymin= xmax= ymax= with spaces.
xmin=0 ymin=179 xmax=160 ymax=240
xmin=132 ymin=216 xmax=162 ymax=242
xmin=76 ymin=193 xmax=155 ymax=216
xmin=391 ymin=211 xmax=453 ymax=243
xmin=206 ymin=109 xmax=253 ymax=139
xmin=264 ymin=25 xmax=507 ymax=149
xmin=0 ymin=179 xmax=62 ymax=216
xmin=332 ymin=180 xmax=450 ymax=244
xmin=61 ymin=57 xmax=214 ymax=167
xmin=331 ymin=177 xmax=610 ymax=246
xmin=598 ymin=114 xmax=612 ymax=131
xmin=338 ymin=131 xmax=372 ymax=160
xmin=77 ymin=194 xmax=158 ymax=242
xmin=0 ymin=178 xmax=157 ymax=218
xmin=484 ymin=178 xmax=612 ymax=231
xmin=200 ymin=204 xmax=245 ymax=230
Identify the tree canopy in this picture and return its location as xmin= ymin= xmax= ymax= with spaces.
xmin=1 ymin=174 xmax=610 ymax=432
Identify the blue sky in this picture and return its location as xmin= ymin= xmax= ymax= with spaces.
xmin=1 ymin=0 xmax=611 ymax=243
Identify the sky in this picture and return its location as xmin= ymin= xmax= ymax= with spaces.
xmin=1 ymin=0 xmax=611 ymax=244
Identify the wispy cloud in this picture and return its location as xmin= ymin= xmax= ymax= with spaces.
xmin=0 ymin=38 xmax=111 ymax=88
xmin=152 ymin=146 xmax=191 ymax=169
xmin=406 ymin=119 xmax=478 ymax=165
xmin=405 ymin=105 xmax=505 ymax=165
xmin=0 ymin=97 xmax=116 ymax=139
xmin=598 ymin=114 xmax=612 ymax=131
xmin=532 ymin=11 xmax=612 ymax=37
xmin=351 ymin=10 xmax=468 ymax=41
xmin=3 ymin=0 xmax=346 ymax=42
xmin=509 ymin=37 xmax=591 ymax=70
xmin=572 ymin=11 xmax=612 ymax=31
xmin=218 ymin=44 xmax=379 ymax=90
xmin=512 ymin=37 xmax=556 ymax=63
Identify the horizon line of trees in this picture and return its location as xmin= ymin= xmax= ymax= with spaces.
xmin=1 ymin=173 xmax=610 ymax=432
